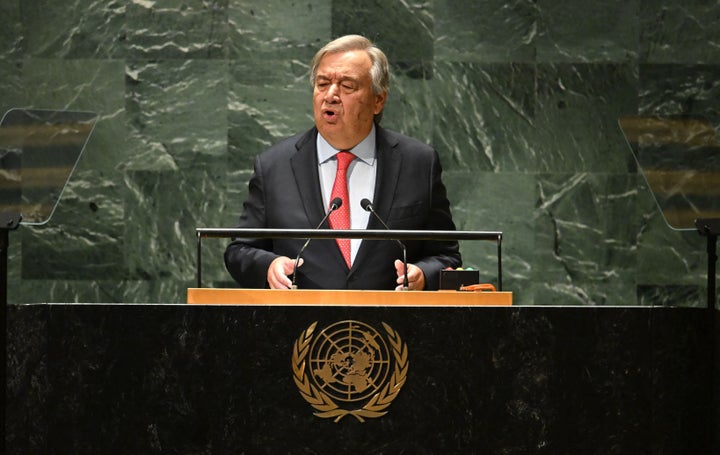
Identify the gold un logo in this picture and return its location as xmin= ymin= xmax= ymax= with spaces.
xmin=292 ymin=320 xmax=409 ymax=422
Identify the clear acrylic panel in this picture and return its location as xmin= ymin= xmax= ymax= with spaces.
xmin=0 ymin=109 xmax=98 ymax=225
xmin=618 ymin=115 xmax=720 ymax=231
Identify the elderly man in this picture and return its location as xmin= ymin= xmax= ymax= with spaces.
xmin=224 ymin=35 xmax=461 ymax=290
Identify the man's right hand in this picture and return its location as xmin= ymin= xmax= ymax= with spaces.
xmin=267 ymin=256 xmax=302 ymax=289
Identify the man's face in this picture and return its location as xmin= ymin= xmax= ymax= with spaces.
xmin=313 ymin=50 xmax=387 ymax=150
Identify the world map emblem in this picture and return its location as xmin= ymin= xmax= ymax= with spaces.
xmin=292 ymin=320 xmax=409 ymax=422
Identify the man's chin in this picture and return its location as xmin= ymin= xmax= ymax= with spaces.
xmin=317 ymin=114 xmax=340 ymax=126
xmin=316 ymin=125 xmax=356 ymax=149
xmin=317 ymin=122 xmax=343 ymax=138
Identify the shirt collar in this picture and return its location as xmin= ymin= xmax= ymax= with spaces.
xmin=317 ymin=125 xmax=377 ymax=165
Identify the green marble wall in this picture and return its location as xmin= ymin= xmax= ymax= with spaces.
xmin=2 ymin=0 xmax=718 ymax=305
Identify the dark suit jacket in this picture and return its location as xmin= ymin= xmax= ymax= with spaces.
xmin=224 ymin=126 xmax=461 ymax=290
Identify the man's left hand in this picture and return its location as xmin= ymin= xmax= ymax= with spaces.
xmin=394 ymin=259 xmax=425 ymax=291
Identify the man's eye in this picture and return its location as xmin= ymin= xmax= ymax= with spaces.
xmin=342 ymin=84 xmax=356 ymax=91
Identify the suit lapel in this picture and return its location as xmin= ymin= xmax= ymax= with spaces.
xmin=370 ymin=127 xmax=401 ymax=229
xmin=290 ymin=128 xmax=326 ymax=225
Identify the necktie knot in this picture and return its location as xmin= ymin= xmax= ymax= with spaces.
xmin=336 ymin=151 xmax=355 ymax=171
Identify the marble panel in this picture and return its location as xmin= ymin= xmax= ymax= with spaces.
xmin=0 ymin=0 xmax=22 ymax=60
xmin=637 ymin=284 xmax=704 ymax=307
xmin=444 ymin=170 xmax=536 ymax=304
xmin=433 ymin=0 xmax=537 ymax=63
xmin=635 ymin=203 xmax=707 ymax=288
xmin=533 ymin=172 xmax=640 ymax=305
xmin=208 ymin=167 xmax=253 ymax=287
xmin=0 ymin=0 xmax=718 ymax=306
xmin=536 ymin=0 xmax=639 ymax=63
xmin=125 ymin=59 xmax=229 ymax=168
xmin=227 ymin=57 xmax=313 ymax=167
xmin=227 ymin=0 xmax=332 ymax=61
xmin=20 ymin=168 xmax=125 ymax=280
xmin=640 ymin=0 xmax=720 ymax=64
xmin=124 ymin=0 xmax=229 ymax=59
xmin=425 ymin=62 xmax=538 ymax=172
xmin=332 ymin=0 xmax=433 ymax=75
xmin=21 ymin=59 xmax=126 ymax=126
xmin=15 ymin=278 xmax=151 ymax=305
xmin=19 ymin=59 xmax=128 ymax=174
xmin=377 ymin=65 xmax=434 ymax=146
xmin=121 ymin=163 xmax=229 ymax=287
xmin=19 ymin=0 xmax=125 ymax=59
xmin=639 ymin=64 xmax=720 ymax=122
xmin=0 ymin=59 xmax=24 ymax=115
xmin=534 ymin=63 xmax=638 ymax=173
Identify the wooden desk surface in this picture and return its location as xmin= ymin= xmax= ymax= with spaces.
xmin=187 ymin=288 xmax=512 ymax=306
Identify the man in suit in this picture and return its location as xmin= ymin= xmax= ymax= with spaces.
xmin=224 ymin=34 xmax=461 ymax=290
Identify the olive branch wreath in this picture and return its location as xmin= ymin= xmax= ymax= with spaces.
xmin=291 ymin=321 xmax=409 ymax=423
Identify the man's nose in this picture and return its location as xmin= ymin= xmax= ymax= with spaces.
xmin=325 ymin=83 xmax=340 ymax=101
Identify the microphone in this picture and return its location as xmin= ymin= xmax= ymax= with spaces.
xmin=360 ymin=198 xmax=409 ymax=291
xmin=292 ymin=197 xmax=342 ymax=289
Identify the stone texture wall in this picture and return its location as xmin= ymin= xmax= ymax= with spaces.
xmin=2 ymin=0 xmax=718 ymax=305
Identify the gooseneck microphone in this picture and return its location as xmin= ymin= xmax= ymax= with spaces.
xmin=360 ymin=198 xmax=409 ymax=290
xmin=292 ymin=197 xmax=343 ymax=289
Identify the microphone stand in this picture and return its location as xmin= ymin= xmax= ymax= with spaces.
xmin=361 ymin=199 xmax=409 ymax=291
xmin=400 ymin=244 xmax=408 ymax=291
xmin=292 ymin=198 xmax=342 ymax=289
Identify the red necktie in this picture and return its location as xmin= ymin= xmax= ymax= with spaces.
xmin=328 ymin=151 xmax=356 ymax=267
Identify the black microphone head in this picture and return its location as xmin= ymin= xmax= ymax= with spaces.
xmin=330 ymin=197 xmax=343 ymax=210
xmin=360 ymin=198 xmax=373 ymax=211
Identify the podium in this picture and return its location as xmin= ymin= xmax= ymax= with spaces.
xmin=5 ymin=300 xmax=715 ymax=453
xmin=187 ymin=288 xmax=513 ymax=306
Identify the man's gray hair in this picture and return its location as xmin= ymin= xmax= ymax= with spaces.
xmin=310 ymin=34 xmax=390 ymax=96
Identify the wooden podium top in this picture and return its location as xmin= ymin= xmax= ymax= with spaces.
xmin=187 ymin=288 xmax=512 ymax=306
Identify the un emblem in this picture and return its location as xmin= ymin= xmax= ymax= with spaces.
xmin=292 ymin=320 xmax=409 ymax=422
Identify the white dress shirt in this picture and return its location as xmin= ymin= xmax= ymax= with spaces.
xmin=317 ymin=126 xmax=377 ymax=264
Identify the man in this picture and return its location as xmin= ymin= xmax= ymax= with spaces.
xmin=224 ymin=34 xmax=461 ymax=290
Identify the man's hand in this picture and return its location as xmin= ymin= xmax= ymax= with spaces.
xmin=394 ymin=259 xmax=425 ymax=291
xmin=267 ymin=256 xmax=302 ymax=289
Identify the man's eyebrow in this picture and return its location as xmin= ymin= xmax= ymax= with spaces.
xmin=316 ymin=74 xmax=360 ymax=83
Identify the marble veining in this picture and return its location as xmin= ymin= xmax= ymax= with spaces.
xmin=0 ymin=0 xmax=718 ymax=306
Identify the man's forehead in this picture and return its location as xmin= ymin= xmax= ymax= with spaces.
xmin=317 ymin=51 xmax=371 ymax=75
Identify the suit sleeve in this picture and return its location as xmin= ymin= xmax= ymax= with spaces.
xmin=224 ymin=155 xmax=279 ymax=288
xmin=373 ymin=130 xmax=462 ymax=290
xmin=412 ymin=150 xmax=462 ymax=290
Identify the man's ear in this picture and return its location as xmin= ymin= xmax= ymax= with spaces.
xmin=374 ymin=91 xmax=387 ymax=115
